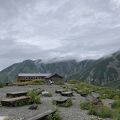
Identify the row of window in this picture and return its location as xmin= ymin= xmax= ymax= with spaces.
xmin=19 ymin=76 xmax=43 ymax=80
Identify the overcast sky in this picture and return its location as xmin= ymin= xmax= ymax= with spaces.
xmin=0 ymin=0 xmax=120 ymax=70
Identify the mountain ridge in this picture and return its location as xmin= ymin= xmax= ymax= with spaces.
xmin=0 ymin=51 xmax=120 ymax=88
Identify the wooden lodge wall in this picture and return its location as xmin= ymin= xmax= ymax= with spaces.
xmin=17 ymin=76 xmax=45 ymax=82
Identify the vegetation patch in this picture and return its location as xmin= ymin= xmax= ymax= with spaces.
xmin=47 ymin=92 xmax=52 ymax=97
xmin=32 ymin=79 xmax=46 ymax=85
xmin=47 ymin=111 xmax=62 ymax=120
xmin=80 ymin=99 xmax=120 ymax=119
xmin=60 ymin=98 xmax=72 ymax=107
xmin=68 ymin=80 xmax=79 ymax=84
xmin=69 ymin=81 xmax=120 ymax=100
xmin=111 ymin=100 xmax=120 ymax=109
xmin=112 ymin=109 xmax=120 ymax=120
xmin=80 ymin=101 xmax=112 ymax=118
xmin=27 ymin=90 xmax=41 ymax=104
xmin=80 ymin=101 xmax=91 ymax=110
xmin=88 ymin=105 xmax=112 ymax=118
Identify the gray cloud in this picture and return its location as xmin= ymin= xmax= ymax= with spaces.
xmin=0 ymin=0 xmax=120 ymax=70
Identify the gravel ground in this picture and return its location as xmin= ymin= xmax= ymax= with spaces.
xmin=59 ymin=93 xmax=91 ymax=120
xmin=0 ymin=85 xmax=91 ymax=120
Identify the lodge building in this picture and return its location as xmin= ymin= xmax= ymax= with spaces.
xmin=17 ymin=73 xmax=64 ymax=84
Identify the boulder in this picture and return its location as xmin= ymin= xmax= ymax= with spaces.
xmin=86 ymin=92 xmax=102 ymax=105
xmin=29 ymin=104 xmax=38 ymax=110
xmin=41 ymin=91 xmax=52 ymax=97
xmin=102 ymin=99 xmax=114 ymax=108
xmin=91 ymin=92 xmax=100 ymax=99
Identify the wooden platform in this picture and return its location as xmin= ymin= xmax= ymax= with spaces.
xmin=25 ymin=109 xmax=56 ymax=120
xmin=6 ymin=91 xmax=28 ymax=98
xmin=61 ymin=91 xmax=73 ymax=97
xmin=1 ymin=96 xmax=30 ymax=107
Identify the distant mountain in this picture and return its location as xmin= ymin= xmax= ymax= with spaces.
xmin=69 ymin=51 xmax=120 ymax=88
xmin=86 ymin=51 xmax=120 ymax=88
xmin=0 ymin=51 xmax=120 ymax=88
xmin=0 ymin=59 xmax=79 ymax=83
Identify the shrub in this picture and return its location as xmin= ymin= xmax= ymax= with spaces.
xmin=60 ymin=98 xmax=72 ymax=107
xmin=80 ymin=101 xmax=91 ymax=110
xmin=48 ymin=112 xmax=61 ymax=120
xmin=27 ymin=90 xmax=40 ymax=104
xmin=88 ymin=106 xmax=97 ymax=116
xmin=111 ymin=100 xmax=120 ymax=109
xmin=112 ymin=109 xmax=120 ymax=120
xmin=80 ymin=101 xmax=112 ymax=118
xmin=53 ymin=98 xmax=72 ymax=107
xmin=88 ymin=105 xmax=112 ymax=118
xmin=68 ymin=80 xmax=79 ymax=84
xmin=47 ymin=92 xmax=53 ymax=97
xmin=72 ymin=82 xmax=120 ymax=100
xmin=33 ymin=79 xmax=46 ymax=85
xmin=78 ymin=89 xmax=90 ymax=96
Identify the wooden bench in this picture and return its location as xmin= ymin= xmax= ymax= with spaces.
xmin=61 ymin=91 xmax=73 ymax=97
xmin=76 ymin=90 xmax=88 ymax=97
xmin=71 ymin=88 xmax=78 ymax=92
xmin=6 ymin=91 xmax=28 ymax=98
xmin=25 ymin=109 xmax=56 ymax=120
xmin=53 ymin=97 xmax=68 ymax=105
xmin=55 ymin=89 xmax=65 ymax=94
xmin=1 ymin=96 xmax=30 ymax=107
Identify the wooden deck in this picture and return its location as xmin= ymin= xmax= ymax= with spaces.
xmin=1 ymin=96 xmax=30 ymax=107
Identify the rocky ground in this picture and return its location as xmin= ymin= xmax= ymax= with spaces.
xmin=0 ymin=85 xmax=95 ymax=120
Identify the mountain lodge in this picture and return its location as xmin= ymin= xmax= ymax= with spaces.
xmin=17 ymin=73 xmax=64 ymax=84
